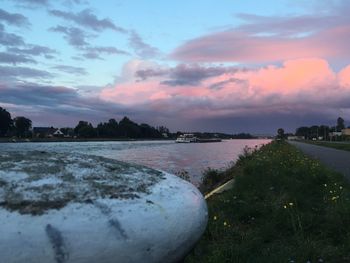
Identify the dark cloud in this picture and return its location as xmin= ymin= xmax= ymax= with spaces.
xmin=162 ymin=64 xmax=234 ymax=86
xmin=128 ymin=31 xmax=160 ymax=59
xmin=0 ymin=24 xmax=25 ymax=46
xmin=135 ymin=64 xmax=236 ymax=86
xmin=209 ymin=78 xmax=247 ymax=90
xmin=89 ymin=46 xmax=129 ymax=55
xmin=0 ymin=83 xmax=132 ymax=127
xmin=80 ymin=51 xmax=102 ymax=60
xmin=136 ymin=94 xmax=350 ymax=134
xmin=0 ymin=65 xmax=52 ymax=78
xmin=49 ymin=9 xmax=126 ymax=33
xmin=49 ymin=25 xmax=89 ymax=47
xmin=0 ymin=52 xmax=36 ymax=64
xmin=185 ymin=111 xmax=335 ymax=134
xmin=0 ymin=8 xmax=30 ymax=27
xmin=7 ymin=45 xmax=57 ymax=56
xmin=52 ymin=65 xmax=87 ymax=75
xmin=81 ymin=46 xmax=130 ymax=60
xmin=0 ymin=83 xmax=78 ymax=107
xmin=135 ymin=68 xmax=167 ymax=81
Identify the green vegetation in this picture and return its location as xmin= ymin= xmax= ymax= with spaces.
xmin=13 ymin=116 xmax=32 ymax=137
xmin=0 ymin=107 xmax=12 ymax=136
xmin=305 ymin=141 xmax=350 ymax=152
xmin=186 ymin=141 xmax=350 ymax=262
xmin=0 ymin=107 xmax=32 ymax=138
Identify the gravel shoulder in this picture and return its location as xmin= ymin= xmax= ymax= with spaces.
xmin=289 ymin=141 xmax=350 ymax=180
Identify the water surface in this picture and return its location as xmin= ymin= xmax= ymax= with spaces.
xmin=1 ymin=139 xmax=270 ymax=184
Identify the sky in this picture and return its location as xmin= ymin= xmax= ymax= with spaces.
xmin=0 ymin=0 xmax=349 ymax=134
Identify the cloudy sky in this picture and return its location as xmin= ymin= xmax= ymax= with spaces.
xmin=0 ymin=0 xmax=349 ymax=134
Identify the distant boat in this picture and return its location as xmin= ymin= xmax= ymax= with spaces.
xmin=175 ymin=133 xmax=198 ymax=143
xmin=175 ymin=134 xmax=222 ymax=143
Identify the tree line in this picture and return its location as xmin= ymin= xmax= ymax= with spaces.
xmin=0 ymin=106 xmax=169 ymax=139
xmin=75 ymin=117 xmax=169 ymax=139
xmin=0 ymin=107 xmax=32 ymax=137
xmin=295 ymin=117 xmax=348 ymax=140
xmin=0 ymin=106 xmax=256 ymax=139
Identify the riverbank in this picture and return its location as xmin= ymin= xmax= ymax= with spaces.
xmin=186 ymin=141 xmax=350 ymax=262
xmin=0 ymin=137 xmax=263 ymax=143
xmin=0 ymin=137 xmax=173 ymax=143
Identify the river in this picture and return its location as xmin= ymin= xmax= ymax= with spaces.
xmin=0 ymin=139 xmax=270 ymax=185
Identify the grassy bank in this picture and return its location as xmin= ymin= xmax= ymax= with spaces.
xmin=302 ymin=140 xmax=350 ymax=152
xmin=186 ymin=141 xmax=350 ymax=262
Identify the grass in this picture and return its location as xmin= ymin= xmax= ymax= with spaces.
xmin=303 ymin=140 xmax=350 ymax=152
xmin=185 ymin=141 xmax=350 ymax=263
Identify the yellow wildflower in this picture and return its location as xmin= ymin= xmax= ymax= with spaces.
xmin=289 ymin=202 xmax=294 ymax=206
xmin=213 ymin=216 xmax=217 ymax=220
xmin=224 ymin=221 xmax=227 ymax=226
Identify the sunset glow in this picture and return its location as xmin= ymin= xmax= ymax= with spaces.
xmin=1 ymin=0 xmax=349 ymax=133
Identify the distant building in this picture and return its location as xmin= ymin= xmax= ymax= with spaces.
xmin=33 ymin=127 xmax=56 ymax=138
xmin=330 ymin=132 xmax=342 ymax=137
xmin=342 ymin=128 xmax=350 ymax=136
xmin=329 ymin=131 xmax=342 ymax=141
xmin=53 ymin=129 xmax=64 ymax=137
xmin=33 ymin=127 xmax=68 ymax=138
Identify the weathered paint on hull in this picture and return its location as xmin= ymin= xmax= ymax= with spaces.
xmin=0 ymin=152 xmax=208 ymax=263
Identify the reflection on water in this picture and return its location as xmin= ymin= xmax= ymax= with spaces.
xmin=1 ymin=139 xmax=270 ymax=184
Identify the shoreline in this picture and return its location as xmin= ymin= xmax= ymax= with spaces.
xmin=0 ymin=138 xmax=175 ymax=143
xmin=0 ymin=138 xmax=266 ymax=144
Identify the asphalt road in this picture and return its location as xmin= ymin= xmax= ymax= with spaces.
xmin=289 ymin=141 xmax=350 ymax=180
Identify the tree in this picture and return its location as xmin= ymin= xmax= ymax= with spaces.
xmin=74 ymin=121 xmax=96 ymax=138
xmin=295 ymin=126 xmax=310 ymax=139
xmin=14 ymin=116 xmax=32 ymax=137
xmin=140 ymin=123 xmax=162 ymax=138
xmin=0 ymin=107 xmax=12 ymax=136
xmin=97 ymin=119 xmax=120 ymax=137
xmin=119 ymin=116 xmax=141 ymax=138
xmin=157 ymin=126 xmax=169 ymax=134
xmin=336 ymin=117 xmax=345 ymax=131
xmin=310 ymin=125 xmax=319 ymax=139
xmin=277 ymin=128 xmax=285 ymax=140
xmin=60 ymin=127 xmax=74 ymax=137
xmin=318 ymin=125 xmax=329 ymax=140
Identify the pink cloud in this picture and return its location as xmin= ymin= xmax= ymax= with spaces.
xmin=170 ymin=1 xmax=350 ymax=65
xmin=100 ymin=58 xmax=350 ymax=121
xmin=170 ymin=26 xmax=350 ymax=63
xmin=339 ymin=65 xmax=350 ymax=87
